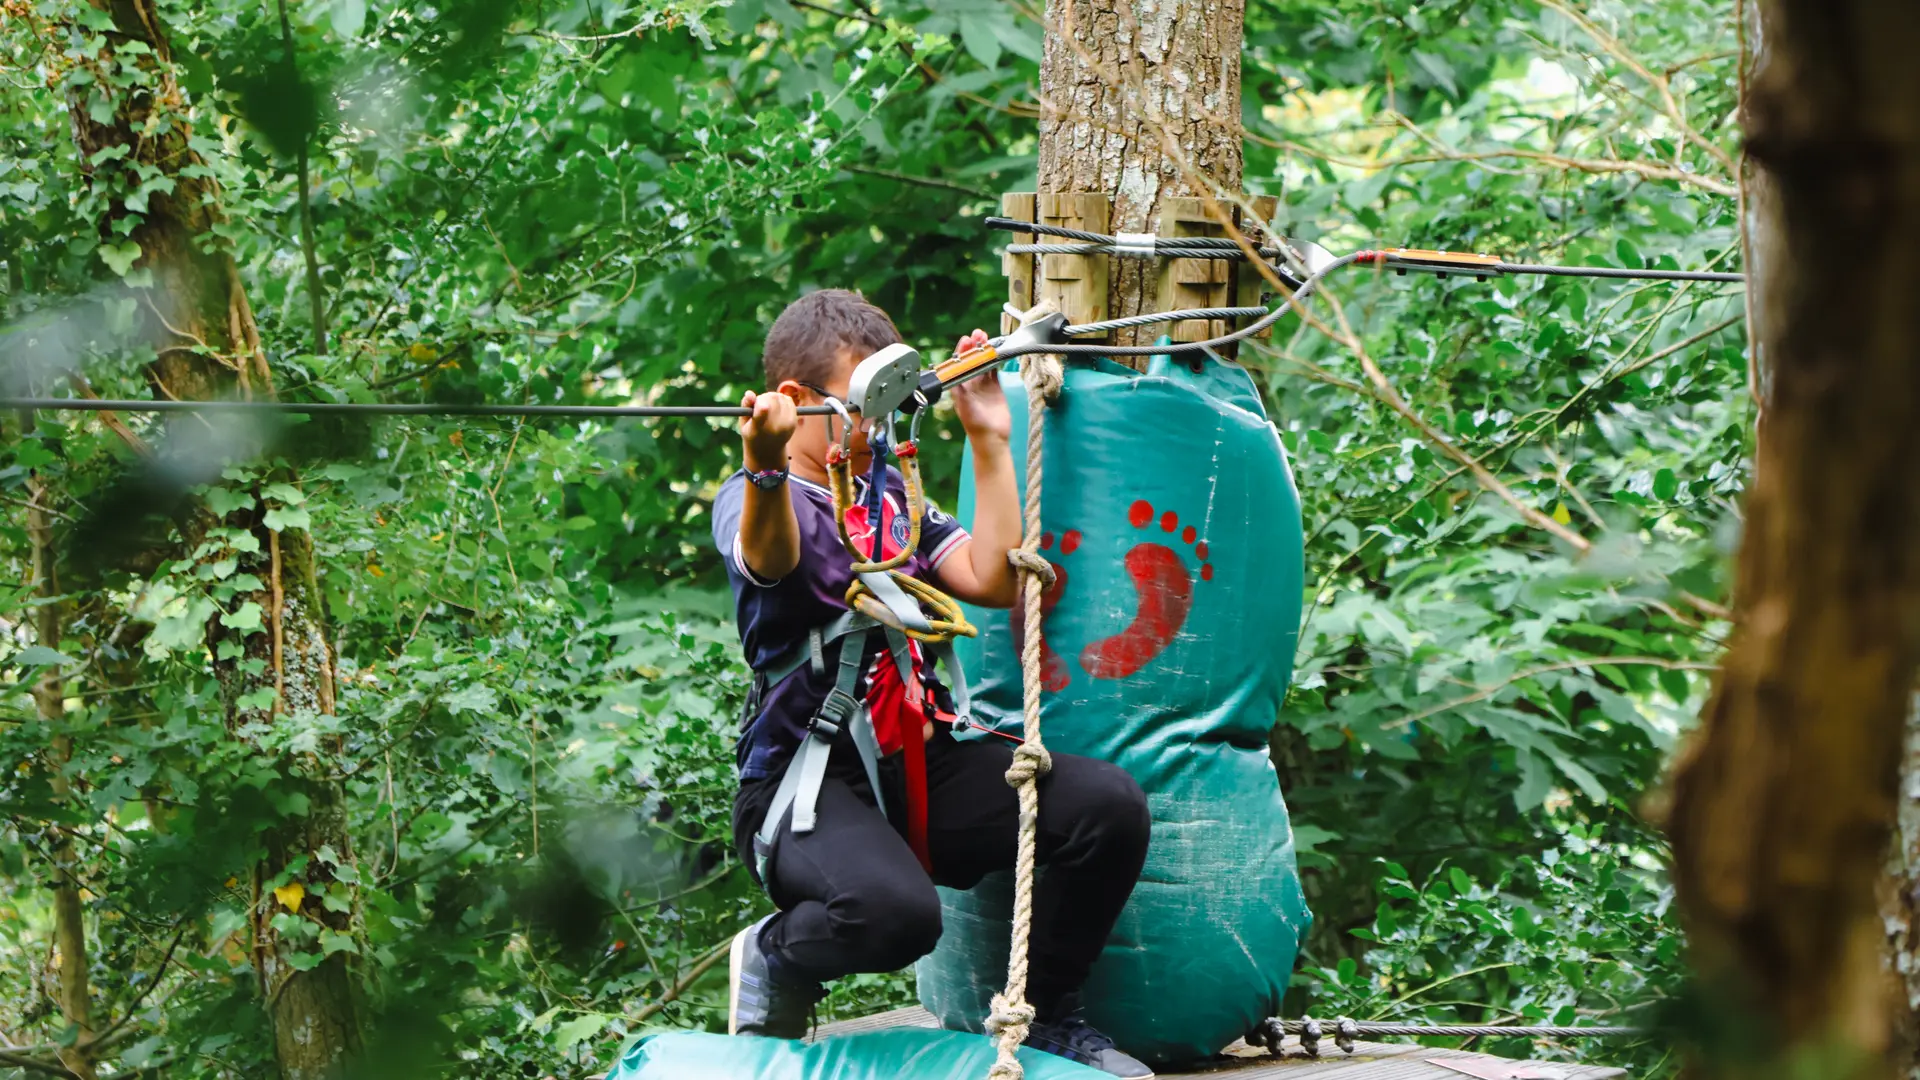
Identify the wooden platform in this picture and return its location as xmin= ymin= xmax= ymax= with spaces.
xmin=817 ymin=1007 xmax=1627 ymax=1080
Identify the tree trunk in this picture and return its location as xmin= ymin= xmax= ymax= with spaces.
xmin=62 ymin=3 xmax=363 ymax=1077
xmin=1886 ymin=697 xmax=1920 ymax=1080
xmin=1037 ymin=0 xmax=1246 ymax=360
xmin=24 ymin=422 xmax=97 ymax=1080
xmin=1665 ymin=4 xmax=1920 ymax=1080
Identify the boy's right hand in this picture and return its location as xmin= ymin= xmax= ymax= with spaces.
xmin=740 ymin=390 xmax=797 ymax=471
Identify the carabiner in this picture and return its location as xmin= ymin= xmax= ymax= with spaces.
xmin=824 ymin=395 xmax=855 ymax=460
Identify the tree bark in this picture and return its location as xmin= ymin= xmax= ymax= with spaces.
xmin=1037 ymin=0 xmax=1246 ymax=360
xmin=24 ymin=422 xmax=97 ymax=1080
xmin=1665 ymin=4 xmax=1920 ymax=1079
xmin=62 ymin=3 xmax=362 ymax=1077
xmin=1885 ymin=697 xmax=1920 ymax=1080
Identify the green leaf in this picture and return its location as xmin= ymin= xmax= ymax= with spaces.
xmin=221 ymin=602 xmax=265 ymax=632
xmin=552 ymin=1014 xmax=610 ymax=1050
xmin=97 ymin=240 xmax=142 ymax=277
xmin=1448 ymin=866 xmax=1473 ymax=895
xmin=1653 ymin=468 xmax=1679 ymax=501
xmin=263 ymin=505 xmax=312 ymax=532
xmin=957 ymin=15 xmax=1002 ymax=69
xmin=330 ymin=0 xmax=367 ymax=38
xmin=1659 ymin=667 xmax=1691 ymax=703
xmin=12 ymin=645 xmax=77 ymax=667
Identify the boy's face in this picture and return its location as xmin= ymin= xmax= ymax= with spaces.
xmin=777 ymin=348 xmax=872 ymax=463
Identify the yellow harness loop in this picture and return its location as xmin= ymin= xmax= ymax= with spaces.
xmin=826 ymin=432 xmax=976 ymax=647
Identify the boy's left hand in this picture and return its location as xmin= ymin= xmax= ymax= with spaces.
xmin=949 ymin=329 xmax=1010 ymax=443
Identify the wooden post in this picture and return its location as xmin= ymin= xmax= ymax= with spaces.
xmin=1036 ymin=0 xmax=1248 ymax=369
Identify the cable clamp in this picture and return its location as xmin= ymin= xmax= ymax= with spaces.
xmin=1111 ymin=232 xmax=1157 ymax=256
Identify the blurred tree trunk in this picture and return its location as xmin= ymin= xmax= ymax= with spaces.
xmin=1886 ymin=700 xmax=1920 ymax=1079
xmin=1666 ymin=4 xmax=1920 ymax=1080
xmin=1037 ymin=0 xmax=1245 ymax=361
xmin=24 ymin=422 xmax=96 ymax=1080
xmin=61 ymin=3 xmax=363 ymax=1078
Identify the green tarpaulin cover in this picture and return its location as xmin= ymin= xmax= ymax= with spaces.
xmin=917 ymin=352 xmax=1313 ymax=1066
xmin=605 ymin=1029 xmax=1107 ymax=1079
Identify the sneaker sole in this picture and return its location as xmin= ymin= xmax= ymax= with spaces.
xmin=726 ymin=925 xmax=752 ymax=1036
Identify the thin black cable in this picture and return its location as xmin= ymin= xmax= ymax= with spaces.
xmin=0 ymin=398 xmax=852 ymax=418
xmin=1496 ymin=261 xmax=1744 ymax=283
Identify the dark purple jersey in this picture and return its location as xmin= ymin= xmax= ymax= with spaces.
xmin=712 ymin=468 xmax=970 ymax=779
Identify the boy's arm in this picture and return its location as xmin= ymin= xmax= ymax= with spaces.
xmin=737 ymin=390 xmax=801 ymax=582
xmin=932 ymin=331 xmax=1022 ymax=609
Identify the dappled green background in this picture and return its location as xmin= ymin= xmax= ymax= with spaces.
xmin=2 ymin=0 xmax=1738 ymax=1076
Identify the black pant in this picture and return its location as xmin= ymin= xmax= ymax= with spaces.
xmin=733 ymin=726 xmax=1150 ymax=1014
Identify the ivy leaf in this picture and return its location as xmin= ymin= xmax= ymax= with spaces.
xmin=263 ymin=505 xmax=313 ymax=532
xmin=274 ymin=881 xmax=306 ymax=912
xmin=206 ymin=487 xmax=256 ymax=516
xmin=221 ymin=602 xmax=265 ymax=632
xmin=97 ymin=240 xmax=142 ymax=277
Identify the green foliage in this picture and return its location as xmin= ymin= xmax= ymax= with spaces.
xmin=1303 ymin=825 xmax=1680 ymax=1075
xmin=0 ymin=0 xmax=1741 ymax=1075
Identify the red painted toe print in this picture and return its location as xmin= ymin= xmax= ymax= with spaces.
xmin=1011 ymin=532 xmax=1073 ymax=693
xmin=1080 ymin=499 xmax=1212 ymax=681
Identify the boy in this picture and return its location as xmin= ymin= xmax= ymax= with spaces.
xmin=713 ymin=290 xmax=1153 ymax=1079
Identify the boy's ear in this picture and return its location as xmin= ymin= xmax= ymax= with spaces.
xmin=775 ymin=379 xmax=808 ymax=400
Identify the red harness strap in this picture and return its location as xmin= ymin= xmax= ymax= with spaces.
xmin=864 ymin=646 xmax=934 ymax=872
xmin=900 ymin=675 xmax=932 ymax=873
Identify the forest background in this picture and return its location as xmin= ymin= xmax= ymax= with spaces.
xmin=0 ymin=0 xmax=1749 ymax=1077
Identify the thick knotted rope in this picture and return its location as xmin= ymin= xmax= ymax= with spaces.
xmin=983 ymin=351 xmax=1063 ymax=1080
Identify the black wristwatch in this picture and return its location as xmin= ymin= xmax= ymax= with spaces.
xmin=746 ymin=467 xmax=790 ymax=490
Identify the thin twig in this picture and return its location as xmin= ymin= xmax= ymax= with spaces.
xmin=1388 ymin=656 xmax=1719 ymax=730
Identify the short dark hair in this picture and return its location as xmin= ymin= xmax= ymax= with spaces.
xmin=762 ymin=289 xmax=902 ymax=389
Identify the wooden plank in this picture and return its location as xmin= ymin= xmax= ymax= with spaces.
xmin=1155 ymin=196 xmax=1234 ymax=345
xmin=1234 ymin=194 xmax=1281 ymax=340
xmin=1036 ymin=192 xmax=1110 ymax=330
xmin=816 ymin=1007 xmax=1628 ymax=1080
xmin=1001 ymin=192 xmax=1037 ymax=336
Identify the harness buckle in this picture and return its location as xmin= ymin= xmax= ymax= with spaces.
xmin=813 ymin=689 xmax=858 ymax=732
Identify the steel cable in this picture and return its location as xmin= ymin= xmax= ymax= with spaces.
xmin=1245 ymin=1016 xmax=1648 ymax=1060
xmin=1065 ymin=307 xmax=1272 ymax=336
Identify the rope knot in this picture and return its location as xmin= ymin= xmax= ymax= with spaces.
xmin=1023 ymin=353 xmax=1064 ymax=404
xmin=984 ymin=994 xmax=1036 ymax=1038
xmin=1004 ymin=741 xmax=1052 ymax=785
xmin=1005 ymin=548 xmax=1056 ymax=588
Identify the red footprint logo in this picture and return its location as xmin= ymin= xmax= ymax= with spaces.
xmin=1011 ymin=529 xmax=1078 ymax=693
xmin=1080 ymin=500 xmax=1212 ymax=681
xmin=1010 ymin=501 xmax=1213 ymax=689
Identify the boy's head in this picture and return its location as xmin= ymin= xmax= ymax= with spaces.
xmin=762 ymin=289 xmax=901 ymax=400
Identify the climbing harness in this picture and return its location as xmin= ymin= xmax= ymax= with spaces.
xmin=1246 ymin=1017 xmax=1648 ymax=1058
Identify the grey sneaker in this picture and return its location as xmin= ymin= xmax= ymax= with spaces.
xmin=1023 ymin=998 xmax=1155 ymax=1079
xmin=727 ymin=915 xmax=825 ymax=1039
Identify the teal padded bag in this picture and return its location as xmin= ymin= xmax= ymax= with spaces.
xmin=605 ymin=1029 xmax=1107 ymax=1079
xmin=917 ymin=352 xmax=1312 ymax=1066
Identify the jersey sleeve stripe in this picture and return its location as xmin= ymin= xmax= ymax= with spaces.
xmin=928 ymin=529 xmax=971 ymax=569
xmin=733 ymin=532 xmax=782 ymax=587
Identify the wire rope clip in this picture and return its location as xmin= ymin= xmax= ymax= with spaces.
xmin=1111 ymin=232 xmax=1158 ymax=256
xmin=847 ymin=343 xmax=924 ymax=423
